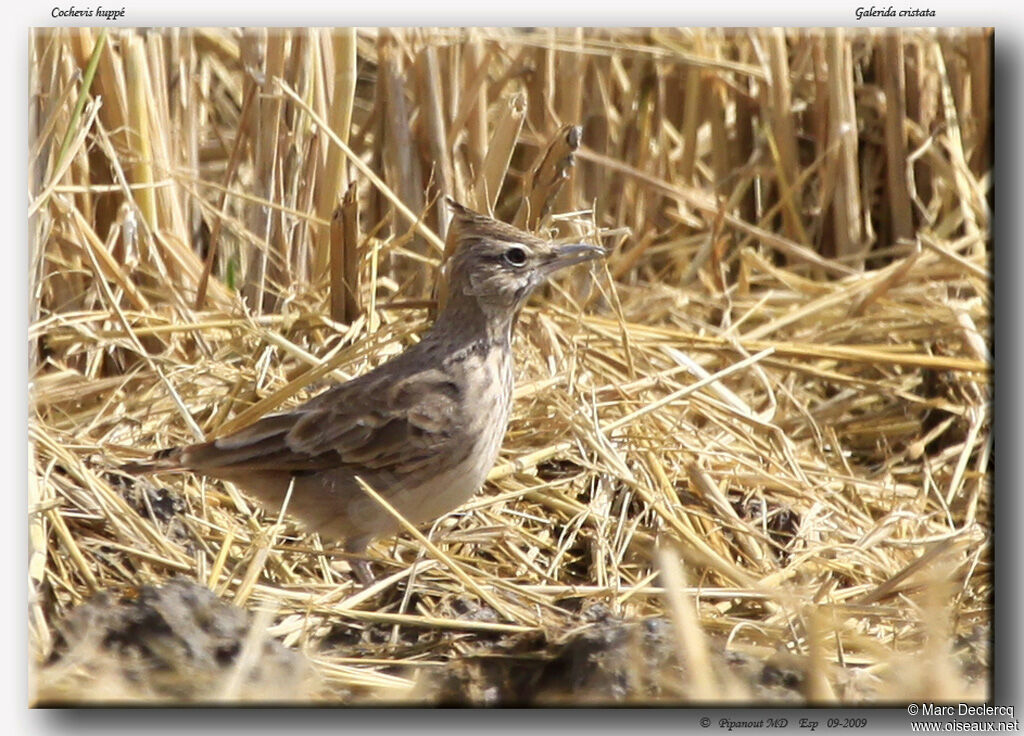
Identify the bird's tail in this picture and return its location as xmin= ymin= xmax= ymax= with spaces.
xmin=119 ymin=446 xmax=187 ymax=475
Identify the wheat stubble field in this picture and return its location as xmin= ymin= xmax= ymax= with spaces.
xmin=29 ymin=27 xmax=991 ymax=704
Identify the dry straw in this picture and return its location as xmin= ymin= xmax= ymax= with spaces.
xmin=30 ymin=27 xmax=990 ymax=704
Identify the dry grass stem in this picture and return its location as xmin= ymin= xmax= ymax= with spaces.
xmin=30 ymin=27 xmax=991 ymax=705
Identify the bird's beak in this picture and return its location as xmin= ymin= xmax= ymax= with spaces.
xmin=544 ymin=243 xmax=607 ymax=274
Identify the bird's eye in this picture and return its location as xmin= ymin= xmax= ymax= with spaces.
xmin=503 ymin=246 xmax=528 ymax=267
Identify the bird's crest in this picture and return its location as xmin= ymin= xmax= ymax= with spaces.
xmin=444 ymin=198 xmax=543 ymax=254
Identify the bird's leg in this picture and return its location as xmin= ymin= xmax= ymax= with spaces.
xmin=344 ymin=537 xmax=375 ymax=587
xmin=350 ymin=559 xmax=375 ymax=587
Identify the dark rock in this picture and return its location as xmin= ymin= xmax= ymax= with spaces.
xmin=39 ymin=577 xmax=310 ymax=703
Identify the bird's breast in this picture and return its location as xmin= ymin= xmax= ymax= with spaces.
xmin=384 ymin=347 xmax=513 ymax=528
xmin=429 ymin=343 xmax=513 ymax=485
xmin=455 ymin=344 xmax=513 ymax=437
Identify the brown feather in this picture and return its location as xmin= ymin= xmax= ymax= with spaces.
xmin=120 ymin=200 xmax=604 ymax=583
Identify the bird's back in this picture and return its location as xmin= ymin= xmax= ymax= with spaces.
xmin=120 ymin=200 xmax=602 ymax=568
xmin=135 ymin=317 xmax=515 ymax=547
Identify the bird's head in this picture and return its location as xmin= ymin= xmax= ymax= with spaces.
xmin=442 ymin=199 xmax=605 ymax=322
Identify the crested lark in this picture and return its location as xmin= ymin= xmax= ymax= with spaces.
xmin=123 ymin=200 xmax=604 ymax=583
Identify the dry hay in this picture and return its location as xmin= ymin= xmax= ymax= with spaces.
xmin=29 ymin=27 xmax=991 ymax=704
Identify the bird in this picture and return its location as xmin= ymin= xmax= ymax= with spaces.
xmin=122 ymin=199 xmax=605 ymax=584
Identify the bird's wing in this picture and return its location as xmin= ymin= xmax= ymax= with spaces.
xmin=177 ymin=367 xmax=463 ymax=474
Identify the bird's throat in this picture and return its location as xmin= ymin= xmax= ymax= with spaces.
xmin=432 ymin=289 xmax=516 ymax=354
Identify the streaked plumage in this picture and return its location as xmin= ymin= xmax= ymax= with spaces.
xmin=123 ymin=200 xmax=604 ymax=583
